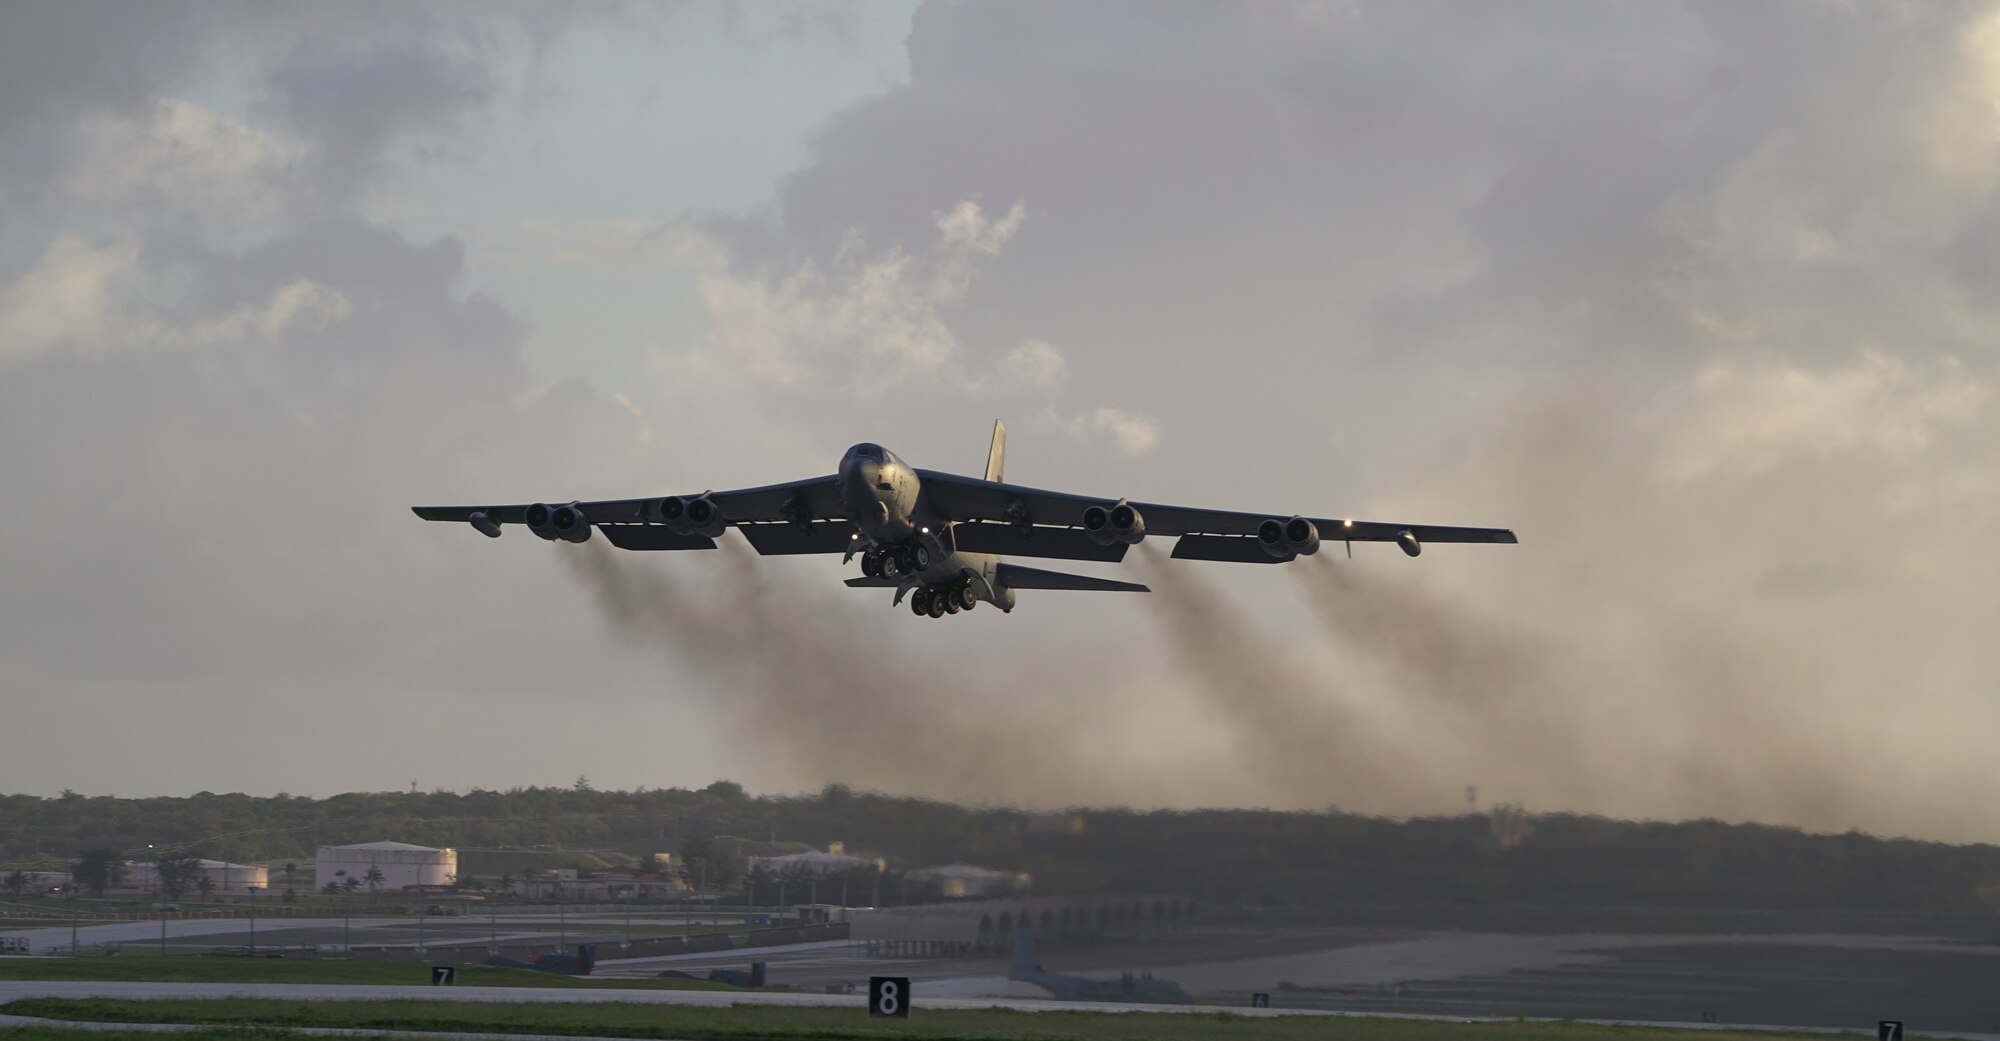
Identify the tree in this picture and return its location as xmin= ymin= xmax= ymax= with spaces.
xmin=342 ymin=876 xmax=361 ymax=894
xmin=282 ymin=862 xmax=297 ymax=889
xmin=71 ymin=848 xmax=122 ymax=897
xmin=1 ymin=869 xmax=28 ymax=896
xmin=321 ymin=881 xmax=342 ymax=895
xmin=195 ymin=875 xmax=215 ymax=898
xmin=498 ymin=872 xmax=515 ymax=895
xmin=282 ymin=888 xmax=297 ymax=905
xmin=363 ymin=865 xmax=385 ymax=893
xmin=154 ymin=855 xmax=204 ymax=901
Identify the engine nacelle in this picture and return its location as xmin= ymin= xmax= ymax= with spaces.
xmin=652 ymin=495 xmax=692 ymax=535
xmin=525 ymin=502 xmax=560 ymax=541
xmin=549 ymin=501 xmax=592 ymax=544
xmin=1281 ymin=516 xmax=1320 ymax=557
xmin=468 ymin=511 xmax=502 ymax=538
xmin=1397 ymin=529 xmax=1421 ymax=557
xmin=1081 ymin=504 xmax=1114 ymax=545
xmin=1107 ymin=501 xmax=1146 ymax=545
xmin=683 ymin=494 xmax=725 ymax=538
xmin=1256 ymin=518 xmax=1289 ymax=559
xmin=1082 ymin=500 xmax=1145 ymax=546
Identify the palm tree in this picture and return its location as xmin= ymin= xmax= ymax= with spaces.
xmin=1 ymin=870 xmax=28 ymax=897
xmin=195 ymin=875 xmax=215 ymax=898
xmin=321 ymin=881 xmax=342 ymax=896
xmin=363 ymin=865 xmax=385 ymax=893
xmin=282 ymin=862 xmax=297 ymax=890
xmin=498 ymin=872 xmax=515 ymax=896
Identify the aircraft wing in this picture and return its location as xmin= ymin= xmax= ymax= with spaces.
xmin=914 ymin=469 xmax=1516 ymax=554
xmin=411 ymin=475 xmax=848 ymax=551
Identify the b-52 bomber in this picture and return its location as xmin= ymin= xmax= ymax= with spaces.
xmin=413 ymin=421 xmax=1516 ymax=619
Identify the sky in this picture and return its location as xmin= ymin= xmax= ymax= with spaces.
xmin=2 ymin=1 xmax=1997 ymax=843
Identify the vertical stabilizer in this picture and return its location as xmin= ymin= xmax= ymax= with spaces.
xmin=985 ymin=420 xmax=1006 ymax=483
xmin=1009 ymin=930 xmax=1041 ymax=981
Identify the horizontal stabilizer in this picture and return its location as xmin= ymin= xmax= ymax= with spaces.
xmin=738 ymin=520 xmax=857 ymax=556
xmin=952 ymin=523 xmax=1128 ymax=562
xmin=600 ymin=526 xmax=718 ymax=551
xmin=844 ymin=575 xmax=899 ymax=588
xmin=1172 ymin=534 xmax=1292 ymax=564
xmin=997 ymin=563 xmax=1147 ymax=593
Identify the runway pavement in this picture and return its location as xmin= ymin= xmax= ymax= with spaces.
xmin=0 ymin=980 xmax=1995 ymax=1041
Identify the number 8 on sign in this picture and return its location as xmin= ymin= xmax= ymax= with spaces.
xmin=870 ymin=976 xmax=911 ymax=1018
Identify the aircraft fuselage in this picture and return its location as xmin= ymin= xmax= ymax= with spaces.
xmin=839 ymin=442 xmax=1002 ymax=612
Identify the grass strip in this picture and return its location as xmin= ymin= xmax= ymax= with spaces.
xmin=0 ymin=959 xmax=729 ymax=990
xmin=1 ymin=997 xmax=1871 ymax=1041
xmin=2 ymin=1024 xmax=324 ymax=1032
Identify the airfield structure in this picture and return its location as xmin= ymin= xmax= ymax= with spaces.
xmin=314 ymin=841 xmax=456 ymax=891
xmin=853 ymin=893 xmax=1193 ymax=956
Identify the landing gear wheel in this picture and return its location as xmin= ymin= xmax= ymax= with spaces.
xmin=910 ymin=589 xmax=931 ymax=616
xmin=862 ymin=551 xmax=883 ymax=578
xmin=927 ymin=593 xmax=947 ymax=618
xmin=895 ymin=546 xmax=916 ymax=574
xmin=957 ymin=583 xmax=978 ymax=610
xmin=882 ymin=553 xmax=902 ymax=578
xmin=912 ymin=542 xmax=934 ymax=570
xmin=944 ymin=593 xmax=961 ymax=615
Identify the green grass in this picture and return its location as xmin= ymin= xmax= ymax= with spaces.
xmin=0 ymin=957 xmax=730 ymax=990
xmin=0 ymin=1024 xmax=316 ymax=1032
xmin=0 ymin=998 xmax=1882 ymax=1041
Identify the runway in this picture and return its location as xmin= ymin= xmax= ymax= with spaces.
xmin=0 ymin=979 xmax=1994 ymax=1041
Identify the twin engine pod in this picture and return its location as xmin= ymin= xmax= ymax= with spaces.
xmin=1257 ymin=516 xmax=1321 ymax=559
xmin=649 ymin=494 xmax=725 ymax=538
xmin=1081 ymin=500 xmax=1146 ymax=546
xmin=526 ymin=501 xmax=592 ymax=543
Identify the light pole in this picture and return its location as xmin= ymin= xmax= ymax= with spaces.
xmin=557 ymin=881 xmax=566 ymax=949
xmin=247 ymin=886 xmax=256 ymax=951
xmin=68 ymin=888 xmax=78 ymax=957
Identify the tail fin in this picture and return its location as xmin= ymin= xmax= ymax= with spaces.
xmin=1009 ymin=930 xmax=1041 ymax=980
xmin=985 ymin=420 xmax=1006 ymax=483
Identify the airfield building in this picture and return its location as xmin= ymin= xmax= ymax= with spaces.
xmin=314 ymin=841 xmax=456 ymax=891
xmin=127 ymin=860 xmax=267 ymax=892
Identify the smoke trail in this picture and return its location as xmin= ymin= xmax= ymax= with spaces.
xmin=559 ymin=539 xmax=1116 ymax=804
xmin=1131 ymin=543 xmax=1456 ymax=811
xmin=1288 ymin=554 xmax=1882 ymax=829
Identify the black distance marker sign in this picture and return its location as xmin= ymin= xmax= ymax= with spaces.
xmin=432 ymin=966 xmax=455 ymax=986
xmin=869 ymin=976 xmax=911 ymax=1018
xmin=1879 ymin=1022 xmax=1903 ymax=1041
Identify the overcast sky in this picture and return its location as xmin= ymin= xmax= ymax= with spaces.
xmin=3 ymin=1 xmax=1996 ymax=842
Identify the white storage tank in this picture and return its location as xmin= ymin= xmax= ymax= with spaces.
xmin=313 ymin=841 xmax=456 ymax=891
xmin=127 ymin=860 xmax=268 ymax=892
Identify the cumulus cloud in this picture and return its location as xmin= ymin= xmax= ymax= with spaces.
xmin=0 ymin=235 xmax=352 ymax=363
xmin=1658 ymin=353 xmax=1983 ymax=482
xmin=58 ymin=98 xmax=313 ymax=220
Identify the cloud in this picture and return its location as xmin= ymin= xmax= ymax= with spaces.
xmin=0 ymin=235 xmax=352 ymax=364
xmin=995 ymin=339 xmax=1066 ymax=390
xmin=1073 ymin=407 xmax=1160 ymax=457
xmin=58 ymin=98 xmax=313 ymax=221
xmin=678 ymin=198 xmax=1022 ymax=394
xmin=1658 ymin=352 xmax=1983 ymax=482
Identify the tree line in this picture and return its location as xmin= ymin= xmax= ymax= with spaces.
xmin=3 ymin=782 xmax=1998 ymax=913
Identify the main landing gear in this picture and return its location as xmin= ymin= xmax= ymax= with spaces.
xmin=860 ymin=545 xmax=916 ymax=579
xmin=909 ymin=578 xmax=979 ymax=619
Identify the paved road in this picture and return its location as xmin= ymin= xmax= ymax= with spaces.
xmin=0 ymin=981 xmax=1995 ymax=1041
